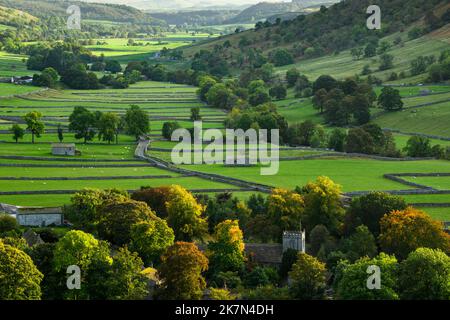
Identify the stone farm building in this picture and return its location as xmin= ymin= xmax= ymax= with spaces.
xmin=16 ymin=207 xmax=64 ymax=227
xmin=52 ymin=143 xmax=76 ymax=156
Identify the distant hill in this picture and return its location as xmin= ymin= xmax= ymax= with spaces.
xmin=0 ymin=5 xmax=38 ymax=28
xmin=149 ymin=10 xmax=241 ymax=26
xmin=0 ymin=0 xmax=165 ymax=25
xmin=225 ymin=1 xmax=339 ymax=24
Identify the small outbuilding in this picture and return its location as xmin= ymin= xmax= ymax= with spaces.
xmin=16 ymin=207 xmax=63 ymax=227
xmin=52 ymin=143 xmax=76 ymax=156
xmin=11 ymin=75 xmax=33 ymax=85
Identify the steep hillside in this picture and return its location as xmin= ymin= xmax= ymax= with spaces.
xmin=184 ymin=0 xmax=449 ymax=79
xmin=0 ymin=5 xmax=38 ymax=28
xmin=0 ymin=0 xmax=165 ymax=25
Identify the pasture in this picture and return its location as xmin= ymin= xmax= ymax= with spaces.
xmin=275 ymin=29 xmax=450 ymax=82
xmin=0 ymin=51 xmax=30 ymax=77
xmin=0 ymin=70 xmax=449 ymax=222
xmin=0 ymin=80 xmax=240 ymax=207
xmin=0 ymin=83 xmax=40 ymax=96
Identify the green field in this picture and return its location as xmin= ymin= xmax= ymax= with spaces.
xmin=1 ymin=44 xmax=449 ymax=223
xmin=402 ymin=176 xmax=450 ymax=190
xmin=417 ymin=207 xmax=450 ymax=221
xmin=0 ymin=80 xmax=243 ymax=206
xmin=183 ymin=158 xmax=450 ymax=191
xmin=0 ymin=83 xmax=41 ymax=96
xmin=275 ymin=30 xmax=450 ymax=82
xmin=85 ymin=36 xmax=201 ymax=64
xmin=0 ymin=51 xmax=30 ymax=77
xmin=374 ymin=102 xmax=450 ymax=138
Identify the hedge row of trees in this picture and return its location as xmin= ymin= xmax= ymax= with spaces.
xmin=11 ymin=105 xmax=150 ymax=144
xmin=1 ymin=177 xmax=449 ymax=300
xmin=68 ymin=105 xmax=150 ymax=143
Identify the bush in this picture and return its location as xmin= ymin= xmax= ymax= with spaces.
xmin=162 ymin=122 xmax=181 ymax=140
xmin=270 ymin=49 xmax=294 ymax=67
xmin=243 ymin=266 xmax=279 ymax=288
xmin=0 ymin=215 xmax=19 ymax=234
xmin=398 ymin=248 xmax=450 ymax=300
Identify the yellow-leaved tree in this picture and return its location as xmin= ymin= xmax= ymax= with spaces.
xmin=379 ymin=207 xmax=450 ymax=260
xmin=165 ymin=185 xmax=208 ymax=241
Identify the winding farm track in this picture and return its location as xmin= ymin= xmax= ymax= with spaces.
xmin=135 ymin=137 xmax=273 ymax=194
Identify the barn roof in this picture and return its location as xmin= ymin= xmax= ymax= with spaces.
xmin=51 ymin=143 xmax=75 ymax=148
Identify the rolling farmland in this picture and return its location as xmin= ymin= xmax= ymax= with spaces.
xmin=1 ymin=79 xmax=449 ymax=221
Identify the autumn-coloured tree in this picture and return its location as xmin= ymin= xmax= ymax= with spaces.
xmin=379 ymin=207 xmax=450 ymax=260
xmin=209 ymin=287 xmax=236 ymax=300
xmin=130 ymin=219 xmax=175 ymax=265
xmin=131 ymin=186 xmax=172 ymax=218
xmin=208 ymin=220 xmax=245 ymax=275
xmin=398 ymin=247 xmax=450 ymax=300
xmin=157 ymin=242 xmax=209 ymax=300
xmin=0 ymin=240 xmax=43 ymax=300
xmin=165 ymin=185 xmax=208 ymax=241
xmin=288 ymin=252 xmax=327 ymax=300
xmin=96 ymin=200 xmax=157 ymax=246
xmin=297 ymin=176 xmax=345 ymax=235
xmin=266 ymin=188 xmax=305 ymax=240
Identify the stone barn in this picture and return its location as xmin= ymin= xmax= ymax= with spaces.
xmin=16 ymin=207 xmax=63 ymax=227
xmin=52 ymin=143 xmax=76 ymax=156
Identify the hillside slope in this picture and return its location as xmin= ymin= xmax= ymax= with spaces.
xmin=0 ymin=5 xmax=38 ymax=28
xmin=184 ymin=0 xmax=449 ymax=74
xmin=0 ymin=0 xmax=165 ymax=25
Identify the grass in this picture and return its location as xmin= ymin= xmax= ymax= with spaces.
xmin=392 ymin=133 xmax=450 ymax=149
xmin=0 ymin=83 xmax=41 ymax=96
xmin=182 ymin=158 xmax=450 ymax=192
xmin=373 ymin=85 xmax=450 ymax=97
xmin=417 ymin=207 xmax=450 ymax=222
xmin=374 ymin=102 xmax=450 ymax=137
xmin=85 ymin=38 xmax=192 ymax=63
xmin=402 ymin=177 xmax=450 ymax=190
xmin=0 ymin=176 xmax=236 ymax=192
xmin=0 ymin=165 xmax=177 ymax=178
xmin=274 ymin=30 xmax=450 ymax=82
xmin=401 ymin=194 xmax=450 ymax=204
xmin=276 ymin=99 xmax=323 ymax=125
xmin=0 ymin=142 xmax=137 ymax=159
xmin=0 ymin=51 xmax=30 ymax=77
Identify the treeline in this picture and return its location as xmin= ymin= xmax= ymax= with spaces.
xmin=1 ymin=179 xmax=449 ymax=300
xmin=10 ymin=105 xmax=150 ymax=144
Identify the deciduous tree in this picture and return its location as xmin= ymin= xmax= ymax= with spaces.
xmin=298 ymin=176 xmax=345 ymax=235
xmin=165 ymin=185 xmax=208 ymax=241
xmin=157 ymin=242 xmax=209 ymax=300
xmin=208 ymin=220 xmax=245 ymax=274
xmin=398 ymin=247 xmax=450 ymax=300
xmin=289 ymin=253 xmax=327 ymax=299
xmin=0 ymin=240 xmax=43 ymax=300
xmin=130 ymin=219 xmax=175 ymax=265
xmin=335 ymin=253 xmax=399 ymax=300
xmin=23 ymin=111 xmax=44 ymax=144
xmin=379 ymin=207 xmax=450 ymax=259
